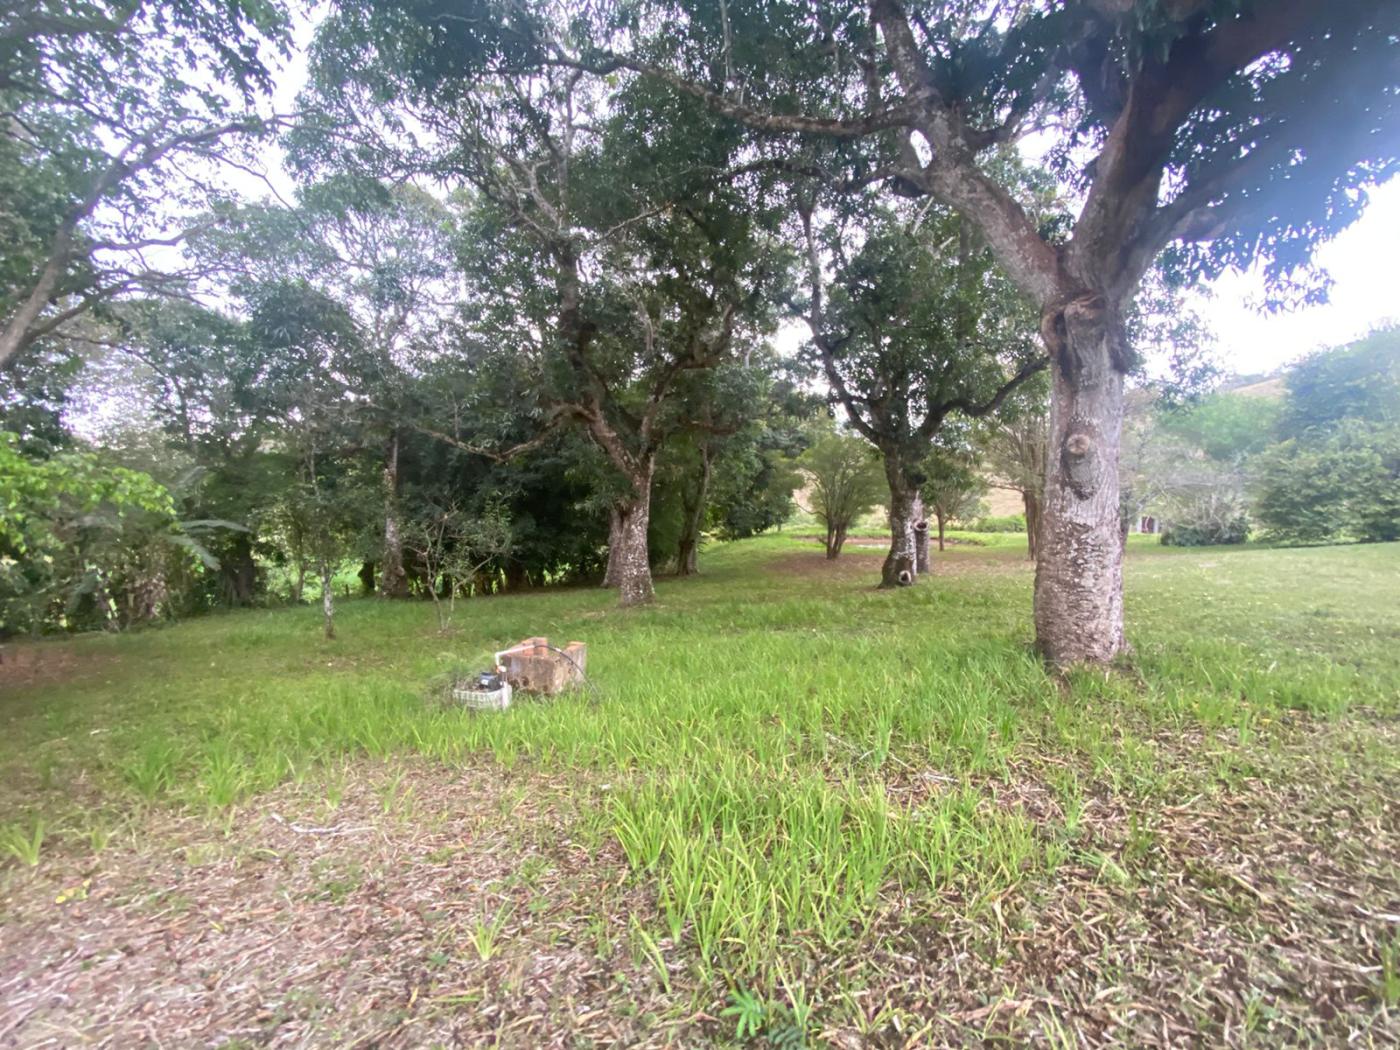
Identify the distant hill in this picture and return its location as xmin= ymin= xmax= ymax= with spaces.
xmin=1220 ymin=374 xmax=1286 ymax=400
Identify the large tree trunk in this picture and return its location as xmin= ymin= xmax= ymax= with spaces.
xmin=881 ymin=460 xmax=917 ymax=588
xmin=379 ymin=431 xmax=410 ymax=598
xmin=676 ymin=443 xmax=712 ymax=576
xmin=222 ymin=532 xmax=257 ymax=607
xmin=505 ymin=561 xmax=530 ymax=591
xmin=611 ymin=477 xmax=655 ymax=607
xmin=357 ymin=561 xmax=375 ymax=595
xmin=1034 ymin=297 xmax=1128 ymax=666
xmin=676 ymin=532 xmax=700 ymax=576
xmin=912 ymin=493 xmax=931 ymax=575
xmin=1023 ymin=489 xmax=1042 ymax=561
xmin=320 ymin=560 xmax=336 ymax=640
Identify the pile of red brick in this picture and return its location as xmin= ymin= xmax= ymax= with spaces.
xmin=498 ymin=637 xmax=587 ymax=695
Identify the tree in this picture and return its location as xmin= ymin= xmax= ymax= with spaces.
xmin=545 ymin=0 xmax=1400 ymax=664
xmin=1280 ymin=326 xmax=1400 ymax=435
xmin=402 ymin=499 xmax=512 ymax=631
xmin=1255 ymin=328 xmax=1400 ymax=543
xmin=1159 ymin=390 xmax=1283 ymax=463
xmin=104 ymin=301 xmax=295 ymax=606
xmin=707 ymin=373 xmax=815 ymax=543
xmin=195 ymin=179 xmax=460 ymax=599
xmin=1117 ymin=387 xmax=1261 ymax=546
xmin=920 ymin=445 xmax=987 ymax=554
xmin=299 ymin=15 xmax=788 ymax=606
xmin=798 ymin=426 xmax=886 ymax=560
xmin=0 ymin=0 xmax=290 ymax=369
xmin=660 ymin=361 xmax=780 ymax=576
xmin=243 ymin=280 xmax=372 ymax=638
xmin=798 ymin=198 xmax=1042 ymax=586
xmin=399 ymin=354 xmax=616 ymax=591
xmin=980 ymin=380 xmax=1050 ymax=560
xmin=0 ymin=335 xmax=84 ymax=452
xmin=1253 ymin=431 xmax=1366 ymax=544
xmin=0 ymin=431 xmax=214 ymax=635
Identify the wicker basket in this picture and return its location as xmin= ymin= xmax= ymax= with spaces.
xmin=451 ymin=673 xmax=512 ymax=711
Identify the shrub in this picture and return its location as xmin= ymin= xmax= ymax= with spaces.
xmin=1255 ymin=421 xmax=1399 ymax=545
xmin=0 ymin=433 xmax=214 ymax=635
xmin=965 ymin=514 xmax=1027 ymax=533
xmin=1160 ymin=515 xmax=1250 ymax=547
xmin=797 ymin=428 xmax=885 ymax=558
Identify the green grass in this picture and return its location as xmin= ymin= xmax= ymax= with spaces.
xmin=2 ymin=533 xmax=1398 ymax=1027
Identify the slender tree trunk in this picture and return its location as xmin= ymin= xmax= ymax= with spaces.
xmin=912 ymin=493 xmax=931 ymax=575
xmin=676 ymin=534 xmax=700 ymax=576
xmin=0 ymin=222 xmax=75 ymax=370
xmin=881 ymin=460 xmax=917 ymax=587
xmin=292 ymin=561 xmax=306 ymax=604
xmin=426 ymin=570 xmax=448 ymax=631
xmin=676 ymin=443 xmax=712 ymax=576
xmin=937 ymin=513 xmax=947 ymax=552
xmin=1023 ymin=489 xmax=1041 ymax=561
xmin=1118 ymin=487 xmax=1135 ymax=548
xmin=827 ymin=523 xmax=849 ymax=558
xmin=320 ymin=560 xmax=335 ymax=640
xmin=611 ymin=468 xmax=655 ymax=607
xmin=602 ymin=506 xmax=626 ymax=588
xmin=380 ymin=431 xmax=410 ymax=598
xmin=1034 ymin=297 xmax=1128 ymax=666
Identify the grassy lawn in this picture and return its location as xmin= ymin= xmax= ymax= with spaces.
xmin=1 ymin=535 xmax=1397 ymax=1046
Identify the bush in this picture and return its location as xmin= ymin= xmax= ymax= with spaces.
xmin=797 ymin=428 xmax=885 ymax=557
xmin=1160 ymin=515 xmax=1250 ymax=547
xmin=964 ymin=514 xmax=1026 ymax=533
xmin=1255 ymin=421 xmax=1400 ymax=544
xmin=0 ymin=433 xmax=206 ymax=635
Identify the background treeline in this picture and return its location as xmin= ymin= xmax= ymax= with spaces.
xmin=1122 ymin=326 xmax=1399 ymax=548
xmin=1 ymin=0 xmax=1396 ymax=642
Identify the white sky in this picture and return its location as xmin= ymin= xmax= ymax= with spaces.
xmin=1186 ymin=180 xmax=1400 ymax=376
xmin=772 ymin=182 xmax=1400 ymax=379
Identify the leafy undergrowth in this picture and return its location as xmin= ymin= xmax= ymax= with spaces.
xmin=0 ymin=536 xmax=1397 ymax=1046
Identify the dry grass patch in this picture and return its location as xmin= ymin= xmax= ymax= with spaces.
xmin=0 ymin=759 xmax=681 ymax=1048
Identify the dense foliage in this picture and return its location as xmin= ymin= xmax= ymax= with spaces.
xmin=797 ymin=424 xmax=886 ymax=559
xmin=0 ymin=432 xmax=223 ymax=633
xmin=1255 ymin=328 xmax=1400 ymax=544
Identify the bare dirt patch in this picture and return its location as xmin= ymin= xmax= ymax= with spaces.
xmin=0 ymin=641 xmax=115 ymax=694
